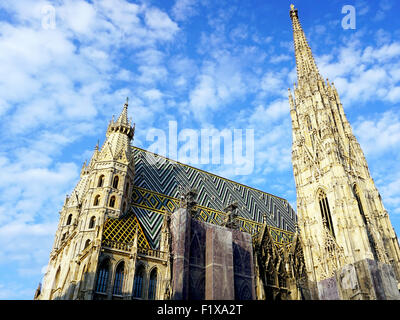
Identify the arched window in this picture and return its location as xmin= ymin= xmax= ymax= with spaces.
xmin=132 ymin=265 xmax=145 ymax=298
xmin=109 ymin=196 xmax=116 ymax=208
xmin=66 ymin=214 xmax=72 ymax=225
xmin=125 ymin=182 xmax=130 ymax=194
xmin=89 ymin=216 xmax=96 ymax=229
xmin=239 ymin=284 xmax=252 ymax=300
xmin=95 ymin=259 xmax=110 ymax=293
xmin=93 ymin=195 xmax=100 ymax=206
xmin=113 ymin=176 xmax=119 ymax=189
xmin=318 ymin=190 xmax=335 ymax=237
xmin=148 ymin=268 xmax=157 ymax=300
xmin=113 ymin=262 xmax=125 ymax=296
xmin=84 ymin=239 xmax=91 ymax=249
xmin=122 ymin=202 xmax=126 ymax=213
xmin=97 ymin=175 xmax=105 ymax=187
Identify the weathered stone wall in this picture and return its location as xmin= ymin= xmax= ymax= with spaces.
xmin=315 ymin=259 xmax=400 ymax=300
xmin=170 ymin=207 xmax=255 ymax=300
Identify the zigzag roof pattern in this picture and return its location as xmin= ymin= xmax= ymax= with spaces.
xmin=130 ymin=146 xmax=297 ymax=249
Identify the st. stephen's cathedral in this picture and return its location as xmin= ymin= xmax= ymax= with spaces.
xmin=34 ymin=5 xmax=400 ymax=300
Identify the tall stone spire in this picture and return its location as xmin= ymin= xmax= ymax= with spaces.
xmin=288 ymin=5 xmax=400 ymax=298
xmin=289 ymin=4 xmax=321 ymax=84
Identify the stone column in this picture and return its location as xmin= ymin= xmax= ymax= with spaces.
xmin=124 ymin=246 xmax=137 ymax=299
xmin=205 ymin=224 xmax=234 ymax=300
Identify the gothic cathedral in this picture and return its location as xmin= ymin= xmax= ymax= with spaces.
xmin=34 ymin=5 xmax=400 ymax=300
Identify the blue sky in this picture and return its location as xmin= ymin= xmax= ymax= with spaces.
xmin=0 ymin=0 xmax=399 ymax=299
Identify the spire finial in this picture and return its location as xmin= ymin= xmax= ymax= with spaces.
xmin=115 ymin=98 xmax=129 ymax=125
xmin=290 ymin=3 xmax=319 ymax=81
xmin=290 ymin=4 xmax=295 ymax=10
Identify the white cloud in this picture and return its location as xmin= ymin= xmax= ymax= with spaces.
xmin=137 ymin=65 xmax=168 ymax=84
xmin=259 ymin=71 xmax=288 ymax=98
xmin=380 ymin=172 xmax=400 ymax=210
xmin=188 ymin=56 xmax=247 ymax=122
xmin=143 ymin=89 xmax=163 ymax=101
xmin=269 ymin=54 xmax=291 ymax=64
xmin=315 ymin=39 xmax=400 ymax=106
xmin=144 ymin=7 xmax=179 ymax=40
xmin=354 ymin=110 xmax=400 ymax=157
xmin=387 ymin=87 xmax=400 ymax=102
xmin=58 ymin=0 xmax=97 ymax=34
xmin=249 ymin=99 xmax=289 ymax=124
xmin=362 ymin=43 xmax=400 ymax=62
xmin=230 ymin=24 xmax=248 ymax=41
xmin=172 ymin=0 xmax=199 ymax=22
xmin=189 ymin=74 xmax=218 ymax=111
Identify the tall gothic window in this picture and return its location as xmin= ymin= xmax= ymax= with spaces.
xmin=133 ymin=265 xmax=145 ymax=298
xmin=98 ymin=175 xmax=105 ymax=187
xmin=109 ymin=196 xmax=116 ymax=208
xmin=148 ymin=268 xmax=158 ymax=300
xmin=93 ymin=195 xmax=100 ymax=206
xmin=113 ymin=176 xmax=119 ymax=189
xmin=318 ymin=190 xmax=335 ymax=237
xmin=89 ymin=216 xmax=96 ymax=229
xmin=66 ymin=214 xmax=72 ymax=225
xmin=113 ymin=262 xmax=124 ymax=296
xmin=95 ymin=259 xmax=110 ymax=293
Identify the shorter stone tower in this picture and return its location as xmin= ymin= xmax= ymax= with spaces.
xmin=35 ymin=99 xmax=137 ymax=300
